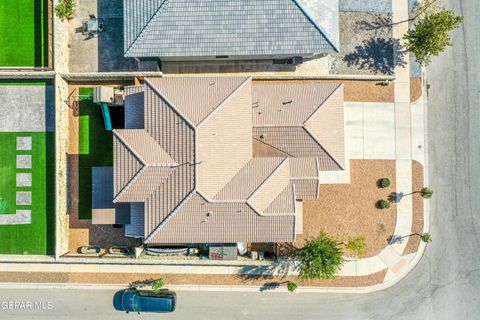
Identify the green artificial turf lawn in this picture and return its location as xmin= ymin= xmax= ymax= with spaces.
xmin=0 ymin=0 xmax=48 ymax=67
xmin=0 ymin=132 xmax=55 ymax=254
xmin=78 ymin=88 xmax=114 ymax=219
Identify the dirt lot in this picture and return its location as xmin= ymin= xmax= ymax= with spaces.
xmin=403 ymin=161 xmax=425 ymax=255
xmin=296 ymin=160 xmax=397 ymax=258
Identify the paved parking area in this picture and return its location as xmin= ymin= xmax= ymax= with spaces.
xmin=68 ymin=0 xmax=137 ymax=72
xmin=0 ymin=84 xmax=54 ymax=132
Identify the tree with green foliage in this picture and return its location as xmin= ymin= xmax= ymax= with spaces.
xmin=339 ymin=235 xmax=367 ymax=258
xmin=296 ymin=231 xmax=345 ymax=279
xmin=404 ymin=8 xmax=463 ymax=65
xmin=55 ymin=0 xmax=75 ymax=20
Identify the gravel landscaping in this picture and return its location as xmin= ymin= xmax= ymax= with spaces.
xmin=403 ymin=161 xmax=425 ymax=255
xmin=0 ymin=270 xmax=388 ymax=288
xmin=296 ymin=160 xmax=397 ymax=258
xmin=330 ymin=12 xmax=403 ymax=76
xmin=410 ymin=77 xmax=423 ymax=102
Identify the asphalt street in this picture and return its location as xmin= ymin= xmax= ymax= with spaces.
xmin=0 ymin=0 xmax=478 ymax=319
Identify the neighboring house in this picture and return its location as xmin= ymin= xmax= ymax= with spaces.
xmin=123 ymin=0 xmax=340 ymax=62
xmin=103 ymin=77 xmax=344 ymax=245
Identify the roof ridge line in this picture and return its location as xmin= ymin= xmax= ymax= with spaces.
xmin=145 ymin=78 xmax=196 ymax=129
xmin=124 ymin=0 xmax=170 ymax=56
xmin=113 ymin=165 xmax=148 ymax=203
xmin=303 ymin=126 xmax=344 ymax=170
xmin=196 ymin=77 xmax=252 ymax=127
xmin=247 ymin=158 xmax=289 ymax=205
xmin=303 ymin=83 xmax=343 ymax=125
xmin=263 ymin=182 xmax=296 ymax=215
xmin=291 ymin=0 xmax=339 ymax=52
xmin=252 ymin=137 xmax=295 ymax=157
xmin=144 ymin=190 xmax=196 ymax=242
xmin=113 ymin=129 xmax=147 ymax=165
xmin=246 ymin=200 xmax=294 ymax=217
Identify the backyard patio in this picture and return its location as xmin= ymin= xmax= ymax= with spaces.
xmin=67 ymin=85 xmax=138 ymax=255
xmin=0 ymin=81 xmax=55 ymax=254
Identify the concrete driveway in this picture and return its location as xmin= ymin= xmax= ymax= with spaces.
xmin=345 ymin=102 xmax=396 ymax=159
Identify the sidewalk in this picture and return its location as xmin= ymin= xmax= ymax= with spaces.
xmin=0 ymin=0 xmax=428 ymax=294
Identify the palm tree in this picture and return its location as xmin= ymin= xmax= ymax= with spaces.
xmin=391 ymin=187 xmax=434 ymax=203
xmin=388 ymin=233 xmax=432 ymax=245
xmin=406 ymin=187 xmax=434 ymax=198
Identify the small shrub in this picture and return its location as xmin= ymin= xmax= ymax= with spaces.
xmin=151 ymin=278 xmax=165 ymax=291
xmin=376 ymin=223 xmax=386 ymax=234
xmin=55 ymin=0 xmax=75 ymax=20
xmin=378 ymin=199 xmax=391 ymax=209
xmin=344 ymin=236 xmax=367 ymax=258
xmin=420 ymin=187 xmax=434 ymax=198
xmin=287 ymin=281 xmax=298 ymax=292
xmin=380 ymin=178 xmax=391 ymax=188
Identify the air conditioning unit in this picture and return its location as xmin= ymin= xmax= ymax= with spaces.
xmin=93 ymin=86 xmax=114 ymax=104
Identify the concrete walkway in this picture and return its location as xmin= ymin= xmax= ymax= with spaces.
xmin=0 ymin=0 xmax=428 ymax=293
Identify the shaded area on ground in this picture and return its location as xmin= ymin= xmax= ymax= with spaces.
xmin=330 ymin=12 xmax=402 ymax=76
xmin=68 ymin=0 xmax=137 ymax=72
xmin=343 ymin=38 xmax=406 ymax=75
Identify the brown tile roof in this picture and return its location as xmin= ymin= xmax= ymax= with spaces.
xmin=252 ymin=82 xmax=345 ymax=170
xmin=291 ymin=179 xmax=319 ymax=199
xmin=252 ymin=82 xmax=341 ymax=126
xmin=145 ymin=192 xmax=295 ymax=244
xmin=115 ymin=77 xmax=345 ymax=244
xmin=214 ymin=158 xmax=285 ymax=201
xmin=124 ymin=85 xmax=145 ymax=129
xmin=146 ymin=77 xmax=250 ymax=126
xmin=264 ymin=183 xmax=296 ymax=214
xmin=252 ymin=126 xmax=341 ymax=170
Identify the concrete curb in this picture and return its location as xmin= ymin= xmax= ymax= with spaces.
xmin=0 ymin=71 xmax=56 ymax=79
xmin=60 ymin=72 xmax=396 ymax=82
xmin=0 ymin=282 xmax=408 ymax=294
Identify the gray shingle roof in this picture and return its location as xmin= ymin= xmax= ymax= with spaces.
xmin=124 ymin=0 xmax=339 ymax=58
